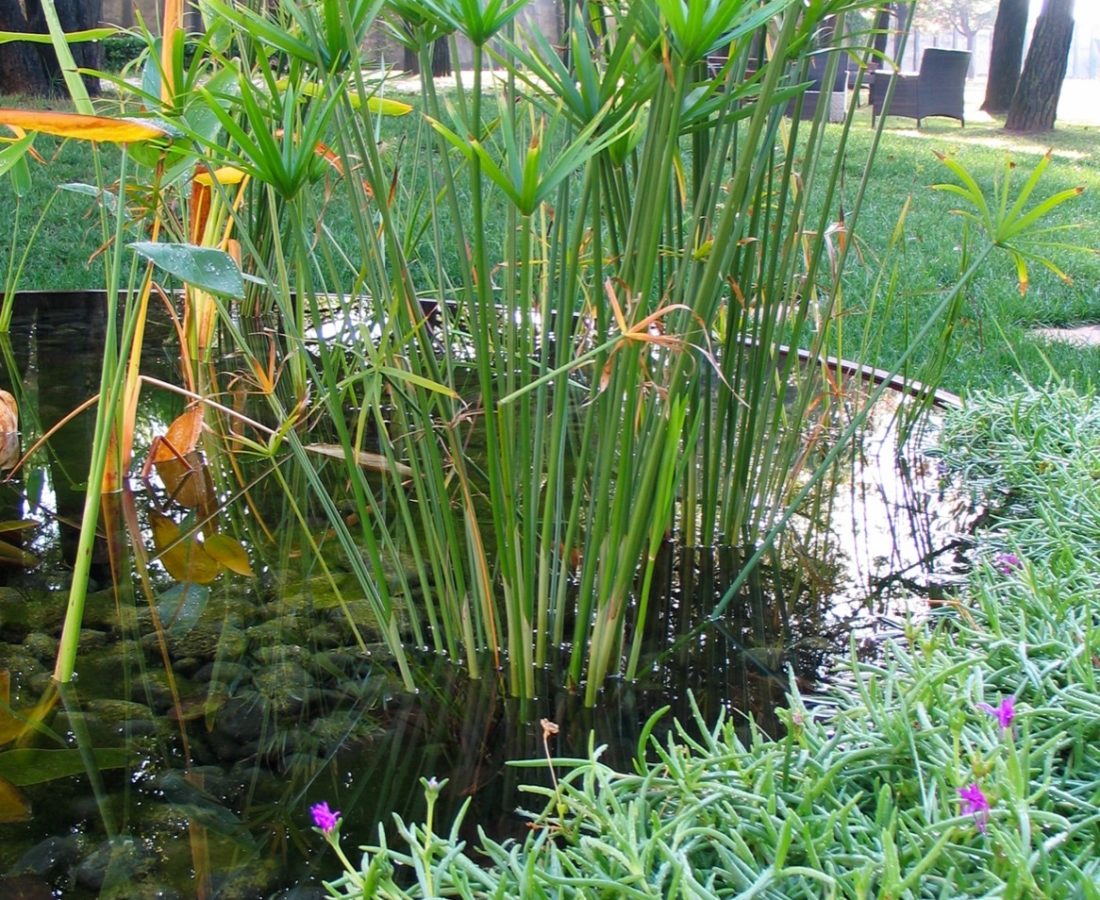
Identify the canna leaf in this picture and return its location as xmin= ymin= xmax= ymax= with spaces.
xmin=129 ymin=242 xmax=244 ymax=299
xmin=0 ymin=109 xmax=175 ymax=143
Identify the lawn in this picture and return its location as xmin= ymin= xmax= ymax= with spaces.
xmin=2 ymin=92 xmax=1098 ymax=396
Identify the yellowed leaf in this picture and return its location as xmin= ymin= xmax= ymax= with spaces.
xmin=0 ymin=108 xmax=173 ymax=142
xmin=201 ymin=534 xmax=254 ymax=577
xmin=153 ymin=407 xmax=204 ymax=462
xmin=305 ymin=442 xmax=413 ymax=477
xmin=0 ymin=775 xmax=30 ymax=822
xmin=150 ymin=513 xmax=221 ymax=584
xmin=193 ymin=165 xmax=248 ymax=186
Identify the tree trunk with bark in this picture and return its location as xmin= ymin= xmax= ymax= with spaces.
xmin=0 ymin=0 xmax=103 ymax=96
xmin=0 ymin=0 xmax=48 ymax=94
xmin=981 ymin=0 xmax=1028 ymax=114
xmin=1005 ymin=0 xmax=1075 ymax=132
xmin=430 ymin=38 xmax=450 ymax=78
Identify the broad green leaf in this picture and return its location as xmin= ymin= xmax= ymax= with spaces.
xmin=202 ymin=534 xmax=254 ymax=577
xmin=129 ymin=242 xmax=244 ymax=299
xmin=276 ymin=78 xmax=414 ymax=116
xmin=0 ymin=747 xmax=133 ymax=786
xmin=0 ymin=775 xmax=29 ymax=822
xmin=156 ymin=583 xmax=211 ymax=632
xmin=60 ymin=182 xmax=127 ymax=218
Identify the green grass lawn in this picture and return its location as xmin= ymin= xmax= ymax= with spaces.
xmin=2 ymin=94 xmax=1097 ymax=396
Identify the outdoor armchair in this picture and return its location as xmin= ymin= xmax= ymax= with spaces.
xmin=870 ymin=48 xmax=971 ymax=127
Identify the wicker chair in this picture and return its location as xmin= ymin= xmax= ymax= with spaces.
xmin=870 ymin=48 xmax=971 ymax=127
xmin=787 ymin=51 xmax=851 ymax=122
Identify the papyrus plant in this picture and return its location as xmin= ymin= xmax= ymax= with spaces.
xmin=245 ymin=0 xmax=909 ymax=703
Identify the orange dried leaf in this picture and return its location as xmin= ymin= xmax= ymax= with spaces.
xmin=152 ymin=407 xmax=204 ymax=462
xmin=0 ymin=108 xmax=173 ymax=143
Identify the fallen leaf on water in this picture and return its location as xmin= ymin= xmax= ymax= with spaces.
xmin=150 ymin=513 xmax=221 ymax=584
xmin=305 ymin=442 xmax=413 ymax=477
xmin=154 ymin=452 xmax=215 ymax=511
xmin=202 ymin=534 xmax=254 ymax=577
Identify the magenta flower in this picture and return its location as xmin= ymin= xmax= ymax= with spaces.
xmin=993 ymin=552 xmax=1021 ymax=574
xmin=958 ymin=783 xmax=990 ymax=833
xmin=977 ymin=695 xmax=1016 ymax=731
xmin=310 ymin=801 xmax=341 ymax=835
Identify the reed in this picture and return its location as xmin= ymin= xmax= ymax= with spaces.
xmin=1 ymin=0 xmax=1080 ymax=699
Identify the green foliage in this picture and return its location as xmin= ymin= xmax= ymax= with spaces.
xmin=1 ymin=0 xmax=1089 ymax=703
xmin=318 ymin=385 xmax=1100 ymax=897
xmin=100 ymin=34 xmax=202 ymax=73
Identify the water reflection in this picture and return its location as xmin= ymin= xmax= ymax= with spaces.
xmin=0 ymin=292 xmax=976 ymax=897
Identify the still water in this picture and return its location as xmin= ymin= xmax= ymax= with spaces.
xmin=0 ymin=293 xmax=974 ymax=897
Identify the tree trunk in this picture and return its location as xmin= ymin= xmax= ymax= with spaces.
xmin=1005 ymin=0 xmax=1075 ymax=132
xmin=981 ymin=0 xmax=1028 ymax=114
xmin=0 ymin=0 xmax=103 ymax=96
xmin=430 ymin=37 xmax=450 ymax=78
xmin=402 ymin=45 xmax=419 ymax=75
xmin=0 ymin=0 xmax=50 ymax=95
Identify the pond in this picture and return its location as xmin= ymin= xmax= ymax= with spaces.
xmin=0 ymin=292 xmax=975 ymax=898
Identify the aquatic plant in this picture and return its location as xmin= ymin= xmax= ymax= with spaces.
xmin=0 ymin=0 xmax=1084 ymax=704
xmin=310 ymin=386 xmax=1100 ymax=896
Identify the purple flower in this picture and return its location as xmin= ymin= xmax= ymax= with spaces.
xmin=310 ymin=801 xmax=341 ymax=835
xmin=993 ymin=552 xmax=1022 ymax=574
xmin=977 ymin=695 xmax=1016 ymax=731
xmin=958 ymin=783 xmax=990 ymax=833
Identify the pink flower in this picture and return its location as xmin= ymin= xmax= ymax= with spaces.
xmin=958 ymin=783 xmax=990 ymax=833
xmin=977 ymin=695 xmax=1016 ymax=732
xmin=993 ymin=552 xmax=1021 ymax=574
xmin=310 ymin=801 xmax=341 ymax=835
